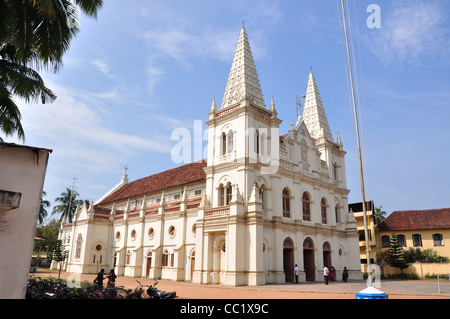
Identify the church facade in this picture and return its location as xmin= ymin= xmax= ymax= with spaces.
xmin=57 ymin=27 xmax=363 ymax=286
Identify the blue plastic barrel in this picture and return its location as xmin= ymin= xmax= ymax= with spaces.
xmin=355 ymin=287 xmax=388 ymax=299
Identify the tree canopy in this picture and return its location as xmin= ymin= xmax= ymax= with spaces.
xmin=0 ymin=0 xmax=103 ymax=141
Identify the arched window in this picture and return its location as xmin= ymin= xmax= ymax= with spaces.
xmin=219 ymin=184 xmax=224 ymax=206
xmin=222 ymin=132 xmax=227 ymax=155
xmin=162 ymin=249 xmax=169 ymax=267
xmin=219 ymin=183 xmax=232 ymax=206
xmin=256 ymin=129 xmax=260 ymax=155
xmin=259 ymin=185 xmax=266 ymax=209
xmin=225 ymin=183 xmax=232 ymax=205
xmin=75 ymin=234 xmax=82 ymax=259
xmin=227 ymin=132 xmax=233 ymax=153
xmin=283 ymin=237 xmax=294 ymax=249
xmin=302 ymin=192 xmax=311 ymax=221
xmin=321 ymin=197 xmax=327 ymax=224
xmin=333 ymin=163 xmax=338 ymax=181
xmin=323 ymin=242 xmax=331 ymax=269
xmin=260 ymin=132 xmax=266 ymax=156
xmin=303 ymin=238 xmax=314 ymax=249
xmin=335 ymin=204 xmax=339 ymax=223
xmin=412 ymin=234 xmax=422 ymax=247
xmin=126 ymin=250 xmax=131 ymax=264
xmin=433 ymin=233 xmax=444 ymax=246
xmin=397 ymin=234 xmax=406 ymax=247
xmin=282 ymin=188 xmax=290 ymax=218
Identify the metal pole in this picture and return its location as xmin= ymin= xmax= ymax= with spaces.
xmin=437 ymin=275 xmax=441 ymax=293
xmin=340 ymin=0 xmax=371 ymax=275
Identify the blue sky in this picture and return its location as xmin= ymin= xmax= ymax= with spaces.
xmin=8 ymin=0 xmax=450 ymax=220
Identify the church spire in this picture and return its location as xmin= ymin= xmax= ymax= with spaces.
xmin=221 ymin=26 xmax=265 ymax=110
xmin=302 ymin=71 xmax=333 ymax=141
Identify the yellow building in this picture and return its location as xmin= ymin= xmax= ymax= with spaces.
xmin=349 ymin=201 xmax=377 ymax=269
xmin=376 ymin=208 xmax=450 ymax=260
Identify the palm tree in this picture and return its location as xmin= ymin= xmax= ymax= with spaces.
xmin=38 ymin=190 xmax=51 ymax=225
xmin=51 ymin=187 xmax=88 ymax=223
xmin=0 ymin=44 xmax=56 ymax=140
xmin=0 ymin=0 xmax=103 ymax=141
xmin=373 ymin=205 xmax=387 ymax=226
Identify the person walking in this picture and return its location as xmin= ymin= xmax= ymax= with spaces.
xmin=342 ymin=267 xmax=349 ymax=283
xmin=294 ymin=264 xmax=299 ymax=283
xmin=324 ymin=266 xmax=329 ymax=285
xmin=106 ymin=269 xmax=117 ymax=288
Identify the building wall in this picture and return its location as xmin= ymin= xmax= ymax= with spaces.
xmin=376 ymin=229 xmax=450 ymax=259
xmin=381 ymin=263 xmax=450 ymax=278
xmin=0 ymin=144 xmax=51 ymax=299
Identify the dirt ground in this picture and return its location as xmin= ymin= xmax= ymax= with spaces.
xmin=30 ymin=269 xmax=449 ymax=300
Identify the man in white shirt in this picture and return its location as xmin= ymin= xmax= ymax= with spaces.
xmin=324 ymin=266 xmax=329 ymax=285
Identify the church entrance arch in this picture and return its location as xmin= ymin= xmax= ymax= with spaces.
xmin=323 ymin=242 xmax=331 ymax=269
xmin=283 ymin=238 xmax=294 ymax=282
xmin=303 ymin=238 xmax=315 ymax=281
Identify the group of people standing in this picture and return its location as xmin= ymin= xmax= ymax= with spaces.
xmin=96 ymin=266 xmax=349 ymax=287
xmin=293 ymin=264 xmax=349 ymax=284
xmin=95 ymin=269 xmax=117 ymax=288
xmin=324 ymin=266 xmax=348 ymax=284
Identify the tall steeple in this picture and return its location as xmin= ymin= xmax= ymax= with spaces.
xmin=302 ymin=71 xmax=333 ymax=141
xmin=221 ymin=26 xmax=265 ymax=110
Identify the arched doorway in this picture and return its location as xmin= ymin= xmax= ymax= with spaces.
xmin=283 ymin=238 xmax=294 ymax=282
xmin=303 ymin=238 xmax=315 ymax=281
xmin=146 ymin=251 xmax=152 ymax=277
xmin=323 ymin=242 xmax=331 ymax=269
xmin=190 ymin=250 xmax=195 ymax=281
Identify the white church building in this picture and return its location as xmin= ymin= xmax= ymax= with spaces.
xmin=56 ymin=27 xmax=363 ymax=286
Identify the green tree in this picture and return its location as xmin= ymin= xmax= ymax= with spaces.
xmin=0 ymin=0 xmax=103 ymax=141
xmin=383 ymin=233 xmax=409 ymax=273
xmin=402 ymin=247 xmax=449 ymax=264
xmin=48 ymin=239 xmax=68 ymax=278
xmin=51 ymin=187 xmax=88 ymax=223
xmin=373 ymin=205 xmax=386 ymax=226
xmin=403 ymin=248 xmax=423 ymax=264
xmin=38 ymin=190 xmax=51 ymax=225
xmin=34 ymin=219 xmax=61 ymax=257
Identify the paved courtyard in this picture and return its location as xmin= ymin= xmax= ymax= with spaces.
xmin=32 ymin=269 xmax=450 ymax=299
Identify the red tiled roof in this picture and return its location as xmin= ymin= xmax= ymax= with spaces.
xmin=377 ymin=208 xmax=450 ymax=231
xmin=97 ymin=160 xmax=207 ymax=205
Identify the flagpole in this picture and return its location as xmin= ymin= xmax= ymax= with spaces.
xmin=340 ymin=0 xmax=371 ymax=277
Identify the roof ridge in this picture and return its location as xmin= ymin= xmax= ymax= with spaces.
xmin=96 ymin=160 xmax=207 ymax=205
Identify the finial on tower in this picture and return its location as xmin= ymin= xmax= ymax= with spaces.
xmin=121 ymin=164 xmax=129 ymax=183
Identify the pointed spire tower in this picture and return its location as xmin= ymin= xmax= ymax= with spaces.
xmin=302 ymin=71 xmax=333 ymax=142
xmin=221 ymin=26 xmax=265 ymax=110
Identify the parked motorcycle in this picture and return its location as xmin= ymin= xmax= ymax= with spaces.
xmin=136 ymin=279 xmax=177 ymax=299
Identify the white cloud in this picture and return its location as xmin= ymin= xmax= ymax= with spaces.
xmin=16 ymin=82 xmax=173 ymax=175
xmin=366 ymin=1 xmax=450 ymax=66
xmin=143 ymin=27 xmax=238 ymax=64
xmin=92 ymin=59 xmax=115 ymax=78
xmin=146 ymin=59 xmax=165 ymax=93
